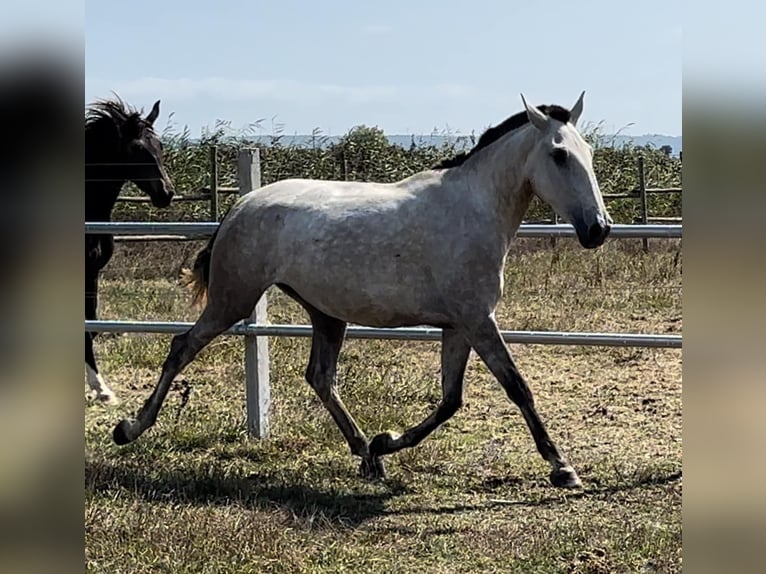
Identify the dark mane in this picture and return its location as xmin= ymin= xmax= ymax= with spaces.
xmin=85 ymin=96 xmax=154 ymax=135
xmin=433 ymin=104 xmax=571 ymax=169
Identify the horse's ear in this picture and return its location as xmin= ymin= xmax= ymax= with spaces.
xmin=570 ymin=91 xmax=585 ymax=126
xmin=145 ymin=100 xmax=160 ymax=125
xmin=520 ymin=94 xmax=548 ymax=131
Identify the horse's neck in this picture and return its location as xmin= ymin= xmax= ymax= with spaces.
xmin=467 ymin=126 xmax=536 ymax=242
xmin=85 ymin=179 xmax=124 ymax=222
xmin=85 ymin=137 xmax=126 ymax=221
xmin=85 ymin=128 xmax=126 ymax=222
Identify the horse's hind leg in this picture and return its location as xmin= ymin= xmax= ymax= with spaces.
xmin=304 ymin=309 xmax=383 ymax=479
xmin=368 ymin=328 xmax=470 ymax=458
xmin=113 ymin=294 xmax=255 ymax=445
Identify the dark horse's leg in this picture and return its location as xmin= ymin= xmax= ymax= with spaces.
xmin=368 ymin=328 xmax=471 ymax=460
xmin=85 ymin=268 xmax=117 ymax=404
xmin=465 ymin=316 xmax=580 ymax=489
xmin=304 ymin=310 xmax=382 ymax=478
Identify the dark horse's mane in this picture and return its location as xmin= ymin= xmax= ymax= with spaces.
xmin=85 ymin=96 xmax=156 ymax=139
xmin=433 ymin=104 xmax=571 ymax=169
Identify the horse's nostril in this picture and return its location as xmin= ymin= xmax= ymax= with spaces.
xmin=587 ymin=222 xmax=605 ymax=243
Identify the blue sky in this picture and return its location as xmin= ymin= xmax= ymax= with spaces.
xmin=84 ymin=0 xmax=681 ymax=137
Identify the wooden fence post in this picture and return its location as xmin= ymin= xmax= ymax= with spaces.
xmin=237 ymin=148 xmax=270 ymax=438
xmin=638 ymin=156 xmax=649 ymax=252
xmin=209 ymin=145 xmax=219 ymax=222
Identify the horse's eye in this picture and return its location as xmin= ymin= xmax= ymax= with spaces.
xmin=551 ymin=148 xmax=568 ymax=166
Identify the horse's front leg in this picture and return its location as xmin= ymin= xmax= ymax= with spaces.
xmin=466 ymin=316 xmax=581 ymax=489
xmin=85 ymin=270 xmax=118 ymax=405
xmin=368 ymin=328 xmax=470 ymax=465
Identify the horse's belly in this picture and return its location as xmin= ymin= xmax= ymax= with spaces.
xmin=278 ymin=270 xmax=448 ymax=328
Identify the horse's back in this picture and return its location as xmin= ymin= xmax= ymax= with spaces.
xmin=242 ymin=177 xmax=423 ymax=212
xmin=233 ymin=176 xmax=449 ymax=250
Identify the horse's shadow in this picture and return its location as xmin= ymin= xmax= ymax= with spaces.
xmin=87 ymin=455 xmax=682 ymax=530
xmin=86 ymin=457 xmax=404 ymax=528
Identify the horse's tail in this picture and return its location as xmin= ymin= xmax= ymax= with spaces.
xmin=181 ymin=206 xmax=234 ymax=308
xmin=182 ymin=204 xmax=239 ymax=308
xmin=181 ymin=227 xmax=218 ymax=308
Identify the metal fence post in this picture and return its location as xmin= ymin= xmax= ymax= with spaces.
xmin=237 ymin=148 xmax=270 ymax=438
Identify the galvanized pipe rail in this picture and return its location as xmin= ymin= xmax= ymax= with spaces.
xmin=86 ymin=320 xmax=681 ymax=348
xmin=86 ymin=222 xmax=683 ymax=239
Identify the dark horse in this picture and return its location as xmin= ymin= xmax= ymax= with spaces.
xmin=85 ymin=97 xmax=174 ymax=403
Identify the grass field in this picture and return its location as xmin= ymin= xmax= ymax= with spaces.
xmin=85 ymin=238 xmax=682 ymax=573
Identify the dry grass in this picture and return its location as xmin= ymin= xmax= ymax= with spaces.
xmin=85 ymin=238 xmax=682 ymax=573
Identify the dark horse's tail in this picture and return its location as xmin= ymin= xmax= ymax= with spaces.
xmin=181 ymin=208 xmax=231 ymax=308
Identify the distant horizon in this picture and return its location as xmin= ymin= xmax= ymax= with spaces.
xmin=169 ymin=125 xmax=682 ymax=155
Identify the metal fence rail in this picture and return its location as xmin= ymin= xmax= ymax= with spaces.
xmin=86 ymin=320 xmax=682 ymax=348
xmin=86 ymin=222 xmax=683 ymax=239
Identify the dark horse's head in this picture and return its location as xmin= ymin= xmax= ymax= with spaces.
xmin=85 ymin=97 xmax=174 ymax=208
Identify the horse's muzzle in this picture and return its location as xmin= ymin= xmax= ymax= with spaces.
xmin=575 ymin=215 xmax=611 ymax=249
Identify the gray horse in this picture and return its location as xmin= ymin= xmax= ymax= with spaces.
xmin=114 ymin=93 xmax=612 ymax=489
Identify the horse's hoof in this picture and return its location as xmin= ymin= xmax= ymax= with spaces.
xmin=550 ymin=466 xmax=582 ymax=489
xmin=359 ymin=456 xmax=387 ymax=481
xmin=113 ymin=418 xmax=141 ymax=445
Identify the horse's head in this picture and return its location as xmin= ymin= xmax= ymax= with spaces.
xmin=521 ymin=92 xmax=611 ymax=249
xmin=120 ymin=100 xmax=175 ymax=208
